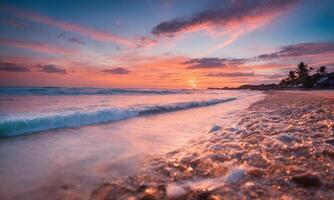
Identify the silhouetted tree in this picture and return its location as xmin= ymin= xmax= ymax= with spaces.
xmin=279 ymin=78 xmax=287 ymax=87
xmin=288 ymin=71 xmax=296 ymax=81
xmin=296 ymin=62 xmax=309 ymax=80
xmin=279 ymin=70 xmax=297 ymax=87
xmin=278 ymin=62 xmax=333 ymax=88
xmin=288 ymin=71 xmax=295 ymax=79
xmin=295 ymin=62 xmax=314 ymax=87
xmin=318 ymin=66 xmax=327 ymax=75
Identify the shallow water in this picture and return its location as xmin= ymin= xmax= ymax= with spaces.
xmin=0 ymin=88 xmax=264 ymax=199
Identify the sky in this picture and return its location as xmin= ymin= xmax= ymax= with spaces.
xmin=0 ymin=0 xmax=334 ymax=89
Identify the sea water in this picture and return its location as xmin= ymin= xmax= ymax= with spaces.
xmin=0 ymin=87 xmax=264 ymax=199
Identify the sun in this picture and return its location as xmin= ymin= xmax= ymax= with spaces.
xmin=187 ymin=79 xmax=197 ymax=89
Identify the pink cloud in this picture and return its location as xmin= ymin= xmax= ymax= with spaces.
xmin=0 ymin=38 xmax=77 ymax=55
xmin=153 ymin=0 xmax=300 ymax=36
xmin=2 ymin=5 xmax=132 ymax=46
xmin=152 ymin=0 xmax=301 ymax=53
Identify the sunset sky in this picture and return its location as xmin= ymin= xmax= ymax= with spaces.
xmin=0 ymin=0 xmax=333 ymax=88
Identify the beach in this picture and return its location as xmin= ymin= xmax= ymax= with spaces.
xmin=2 ymin=1 xmax=334 ymax=199
xmin=91 ymin=91 xmax=334 ymax=200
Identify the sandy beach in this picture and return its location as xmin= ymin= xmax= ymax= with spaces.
xmin=91 ymin=91 xmax=334 ymax=200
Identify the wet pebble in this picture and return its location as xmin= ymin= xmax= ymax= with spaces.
xmin=195 ymin=191 xmax=222 ymax=200
xmin=325 ymin=139 xmax=334 ymax=146
xmin=322 ymin=149 xmax=334 ymax=159
xmin=208 ymin=124 xmax=222 ymax=133
xmin=137 ymin=184 xmax=148 ymax=193
xmin=141 ymin=194 xmax=157 ymax=200
xmin=225 ymin=167 xmax=246 ymax=184
xmin=226 ymin=127 xmax=238 ymax=132
xmin=277 ymin=134 xmax=294 ymax=143
xmin=291 ymin=174 xmax=322 ymax=188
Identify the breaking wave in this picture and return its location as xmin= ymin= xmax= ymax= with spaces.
xmin=0 ymin=98 xmax=236 ymax=137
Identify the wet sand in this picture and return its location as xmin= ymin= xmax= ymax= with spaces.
xmin=90 ymin=91 xmax=334 ymax=200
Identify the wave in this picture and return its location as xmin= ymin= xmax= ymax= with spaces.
xmin=0 ymin=87 xmax=190 ymax=96
xmin=0 ymin=98 xmax=236 ymax=137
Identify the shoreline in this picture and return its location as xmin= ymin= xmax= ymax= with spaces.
xmin=208 ymin=87 xmax=334 ymax=91
xmin=91 ymin=91 xmax=334 ymax=200
xmin=0 ymin=90 xmax=263 ymax=200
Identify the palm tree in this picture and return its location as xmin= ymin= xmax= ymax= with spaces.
xmin=295 ymin=62 xmax=316 ymax=87
xmin=318 ymin=66 xmax=327 ymax=75
xmin=288 ymin=71 xmax=296 ymax=80
xmin=296 ymin=62 xmax=309 ymax=80
xmin=279 ymin=62 xmax=332 ymax=88
xmin=279 ymin=78 xmax=287 ymax=87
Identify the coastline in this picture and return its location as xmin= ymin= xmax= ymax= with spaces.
xmin=208 ymin=87 xmax=334 ymax=91
xmin=91 ymin=91 xmax=334 ymax=200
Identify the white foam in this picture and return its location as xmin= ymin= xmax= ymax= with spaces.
xmin=166 ymin=166 xmax=247 ymax=197
xmin=167 ymin=184 xmax=187 ymax=199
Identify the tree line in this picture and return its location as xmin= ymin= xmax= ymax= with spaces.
xmin=279 ymin=62 xmax=330 ymax=88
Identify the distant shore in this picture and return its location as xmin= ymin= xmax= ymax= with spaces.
xmin=208 ymin=62 xmax=334 ymax=91
xmin=91 ymin=91 xmax=334 ymax=199
xmin=208 ymin=85 xmax=334 ymax=91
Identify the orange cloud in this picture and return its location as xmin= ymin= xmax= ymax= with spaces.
xmin=0 ymin=38 xmax=77 ymax=55
xmin=204 ymin=12 xmax=281 ymax=54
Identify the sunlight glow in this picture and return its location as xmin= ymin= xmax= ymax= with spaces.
xmin=188 ymin=79 xmax=198 ymax=89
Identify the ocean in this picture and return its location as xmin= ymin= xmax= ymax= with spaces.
xmin=0 ymin=87 xmax=264 ymax=199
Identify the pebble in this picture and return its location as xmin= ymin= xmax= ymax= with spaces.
xmin=208 ymin=124 xmax=222 ymax=133
xmin=226 ymin=167 xmax=246 ymax=184
xmin=141 ymin=194 xmax=157 ymax=200
xmin=291 ymin=174 xmax=322 ymax=188
xmin=277 ymin=134 xmax=293 ymax=143
xmin=322 ymin=150 xmax=334 ymax=159
xmin=325 ymin=139 xmax=334 ymax=146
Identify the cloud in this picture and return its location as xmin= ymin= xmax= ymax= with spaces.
xmin=69 ymin=37 xmax=85 ymax=45
xmin=0 ymin=18 xmax=27 ymax=29
xmin=322 ymin=62 xmax=334 ymax=68
xmin=152 ymin=0 xmax=300 ymax=36
xmin=2 ymin=4 xmax=132 ymax=46
xmin=36 ymin=64 xmax=66 ymax=74
xmin=257 ymin=42 xmax=334 ymax=59
xmin=57 ymin=33 xmax=85 ymax=45
xmin=57 ymin=33 xmax=66 ymax=39
xmin=102 ymin=67 xmax=130 ymax=74
xmin=152 ymin=0 xmax=300 ymax=52
xmin=184 ymin=42 xmax=334 ymax=70
xmin=268 ymin=73 xmax=284 ymax=79
xmin=184 ymin=57 xmax=245 ymax=69
xmin=57 ymin=33 xmax=86 ymax=45
xmin=206 ymin=72 xmax=256 ymax=77
xmin=0 ymin=62 xmax=30 ymax=72
xmin=0 ymin=38 xmax=77 ymax=55
xmin=135 ymin=37 xmax=158 ymax=48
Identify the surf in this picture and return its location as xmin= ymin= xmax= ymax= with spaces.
xmin=0 ymin=97 xmax=236 ymax=137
